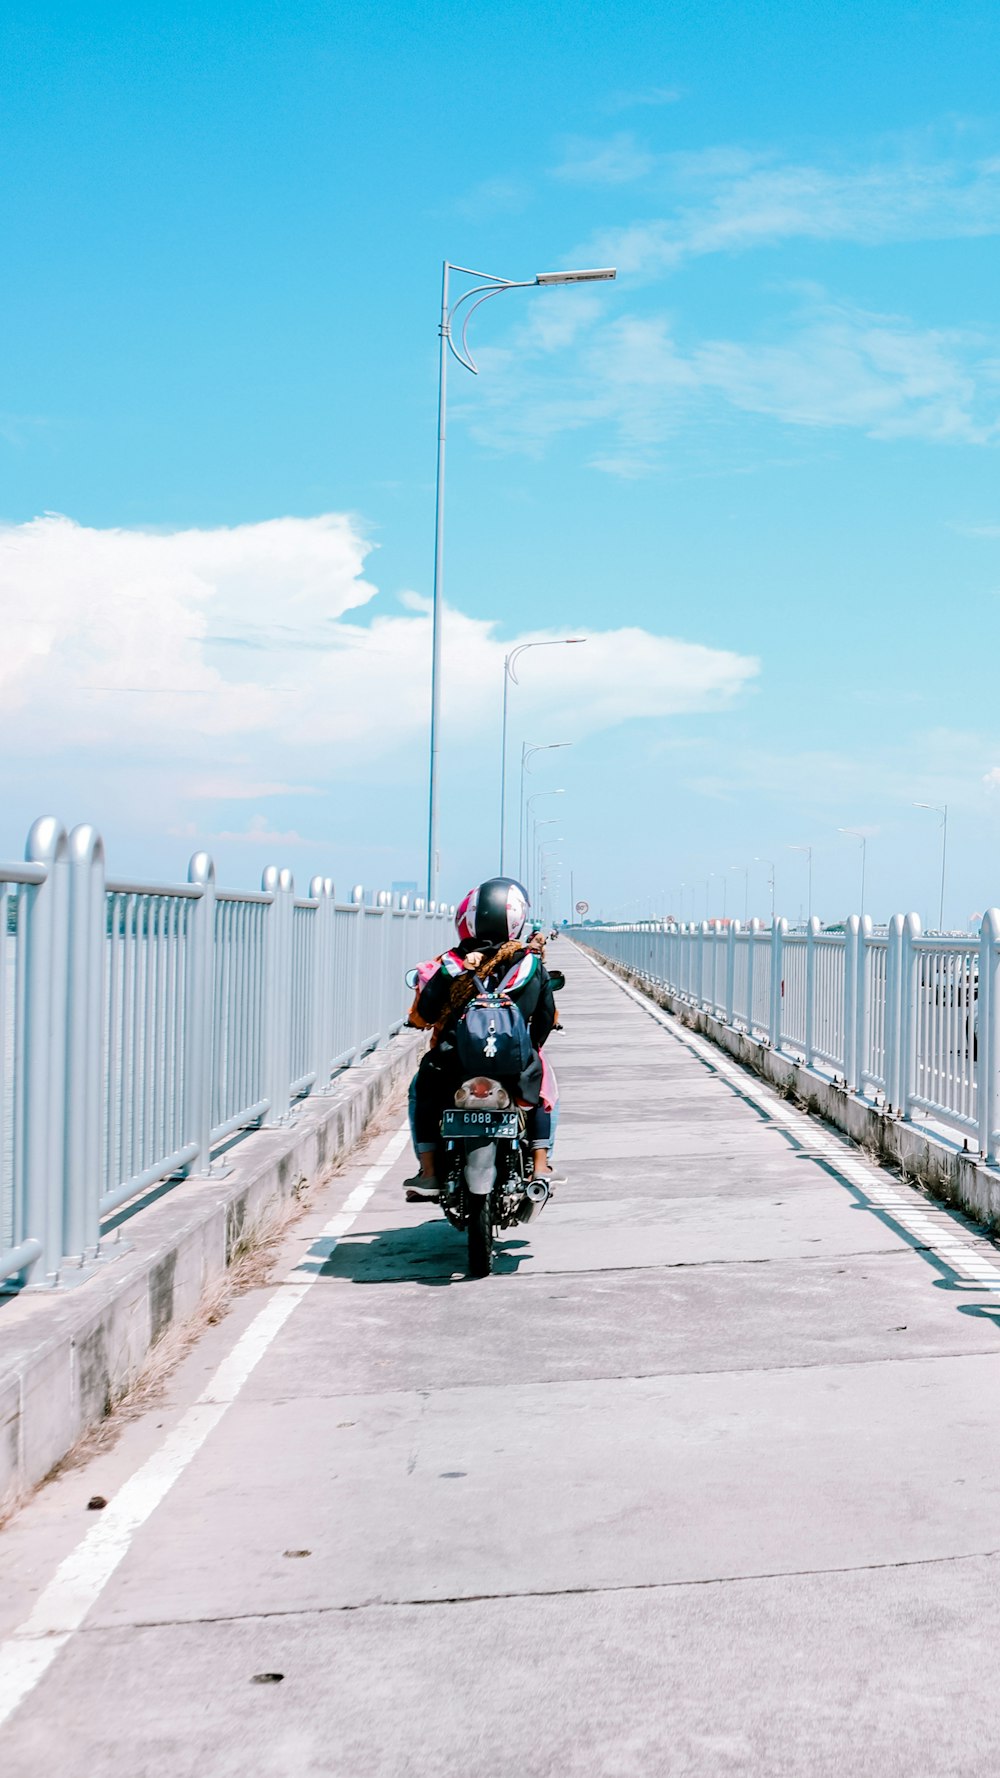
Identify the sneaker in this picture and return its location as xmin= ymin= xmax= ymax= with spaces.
xmin=403 ymin=1174 xmax=440 ymax=1201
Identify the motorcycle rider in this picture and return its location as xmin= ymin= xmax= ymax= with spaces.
xmin=402 ymin=877 xmax=557 ymax=1199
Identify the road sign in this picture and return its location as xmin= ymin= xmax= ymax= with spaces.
xmin=575 ymin=900 xmax=589 ymax=915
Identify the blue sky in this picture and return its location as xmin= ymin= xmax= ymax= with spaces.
xmin=3 ymin=0 xmax=1000 ymax=927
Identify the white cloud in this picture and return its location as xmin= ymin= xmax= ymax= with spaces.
xmin=683 ymin=727 xmax=1000 ymax=818
xmin=454 ymin=175 xmax=529 ymax=221
xmin=576 ymin=145 xmax=1000 ymax=271
xmin=552 ymin=133 xmax=657 ymax=186
xmin=209 ymin=815 xmax=317 ymax=846
xmin=605 ymin=86 xmax=681 ymax=113
xmin=691 ymin=304 xmax=999 ymax=443
xmin=464 ymin=296 xmax=1000 ymax=459
xmin=0 ymin=514 xmax=757 ymax=829
xmin=181 ymin=776 xmax=319 ymax=800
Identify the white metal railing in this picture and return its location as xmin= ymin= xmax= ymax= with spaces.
xmin=1 ymin=817 xmax=452 ymax=1290
xmin=571 ymin=909 xmax=1000 ymax=1166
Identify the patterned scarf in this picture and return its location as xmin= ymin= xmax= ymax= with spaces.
xmin=445 ymin=938 xmax=527 ymax=1015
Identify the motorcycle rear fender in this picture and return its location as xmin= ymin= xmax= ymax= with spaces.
xmin=464 ymin=1140 xmax=497 ymax=1197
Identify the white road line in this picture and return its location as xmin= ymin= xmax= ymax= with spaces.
xmin=582 ymin=949 xmax=1000 ymax=1293
xmin=0 ymin=1117 xmax=411 ymax=1729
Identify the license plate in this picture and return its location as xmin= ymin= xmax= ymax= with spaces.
xmin=441 ymin=1109 xmax=519 ymax=1139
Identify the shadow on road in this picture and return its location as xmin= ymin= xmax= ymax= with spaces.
xmin=303 ymin=1217 xmax=533 ymax=1286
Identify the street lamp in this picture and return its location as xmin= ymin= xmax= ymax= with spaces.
xmin=426 ymin=261 xmax=616 ymax=901
xmin=914 ymin=802 xmax=948 ymax=931
xmin=839 ymin=829 xmax=867 ymax=919
xmin=536 ymin=840 xmax=562 ymax=918
xmin=539 ymin=880 xmax=562 ymax=926
xmin=525 ymin=790 xmax=564 ymax=880
xmin=532 ymin=819 xmax=561 ymax=902
xmin=499 ymin=640 xmax=585 ymax=871
xmin=519 ymin=742 xmax=571 ymax=879
xmin=788 ymin=845 xmax=813 ymax=922
xmin=754 ymin=858 xmax=776 ymax=921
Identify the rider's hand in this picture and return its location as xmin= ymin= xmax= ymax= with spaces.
xmin=464 ymin=950 xmax=483 ymax=970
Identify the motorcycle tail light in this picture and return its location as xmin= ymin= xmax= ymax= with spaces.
xmin=455 ymin=1077 xmax=510 ymax=1109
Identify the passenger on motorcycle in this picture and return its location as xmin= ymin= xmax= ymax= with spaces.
xmin=402 ymin=877 xmax=558 ymax=1199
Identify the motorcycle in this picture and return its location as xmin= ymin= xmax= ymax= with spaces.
xmin=437 ymin=1073 xmax=550 ymax=1276
xmin=404 ymin=966 xmax=564 ymax=1277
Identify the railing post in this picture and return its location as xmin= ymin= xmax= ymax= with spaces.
xmin=725 ymin=919 xmax=738 ymax=1024
xmin=375 ymin=889 xmax=393 ymax=1047
xmin=843 ymin=914 xmax=860 ymax=1090
xmin=698 ymin=921 xmax=709 ymax=1008
xmin=349 ymin=885 xmax=367 ymax=1060
xmin=805 ymin=914 xmax=820 ymax=1068
xmin=13 ymin=818 xmax=70 ymax=1287
xmin=884 ymin=913 xmax=905 ymax=1111
xmin=769 ymin=917 xmax=786 ymax=1051
xmin=687 ymin=923 xmax=695 ymax=999
xmin=63 ymin=825 xmax=106 ymax=1264
xmin=856 ymin=915 xmax=872 ymax=1093
xmin=978 ymin=910 xmax=1000 ymax=1161
xmin=309 ymin=876 xmax=336 ymax=1091
xmin=746 ymin=918 xmax=760 ymax=1033
xmin=261 ymin=866 xmax=295 ymax=1122
xmin=899 ymin=912 xmax=922 ymax=1119
xmin=183 ymin=853 xmax=216 ymax=1171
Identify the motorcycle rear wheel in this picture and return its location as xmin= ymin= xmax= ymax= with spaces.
xmin=467 ymin=1192 xmax=494 ymax=1277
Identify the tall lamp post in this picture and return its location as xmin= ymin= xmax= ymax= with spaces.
xmin=519 ymin=741 xmax=571 ymax=880
xmin=914 ymin=802 xmax=948 ymax=931
xmin=499 ymin=639 xmax=585 ymax=871
xmin=539 ymin=865 xmax=563 ymax=924
xmin=788 ymin=844 xmax=813 ymax=922
xmin=537 ymin=842 xmax=562 ymax=920
xmin=754 ymin=857 xmax=776 ymax=921
xmin=426 ymin=261 xmax=616 ymax=902
xmin=532 ymin=819 xmax=561 ymax=904
xmin=839 ymin=828 xmax=867 ymax=919
xmin=525 ymin=790 xmax=564 ymax=886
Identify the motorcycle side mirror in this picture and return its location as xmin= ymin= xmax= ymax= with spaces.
xmin=548 ymin=970 xmax=566 ymax=993
xmin=404 ymin=968 xmax=419 ymax=989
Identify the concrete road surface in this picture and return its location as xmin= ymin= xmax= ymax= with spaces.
xmin=4 ymin=943 xmax=1000 ymax=1776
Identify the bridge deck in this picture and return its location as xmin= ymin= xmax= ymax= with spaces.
xmin=4 ymin=945 xmax=1000 ymax=1773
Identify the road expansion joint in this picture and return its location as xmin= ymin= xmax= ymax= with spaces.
xmin=73 ymin=1545 xmax=1000 ymax=1634
xmin=491 ymin=1248 xmax=927 ymax=1280
xmin=226 ymin=1343 xmax=1000 ymax=1417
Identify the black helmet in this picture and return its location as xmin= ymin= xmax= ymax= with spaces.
xmin=456 ymin=877 xmax=530 ymax=946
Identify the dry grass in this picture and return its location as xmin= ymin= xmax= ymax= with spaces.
xmin=0 ymin=1479 xmax=26 ymax=1532
xmin=0 ymin=1190 xmax=311 ymax=1528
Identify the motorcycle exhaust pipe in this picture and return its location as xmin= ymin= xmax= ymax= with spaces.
xmin=516 ymin=1177 xmax=550 ymax=1224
